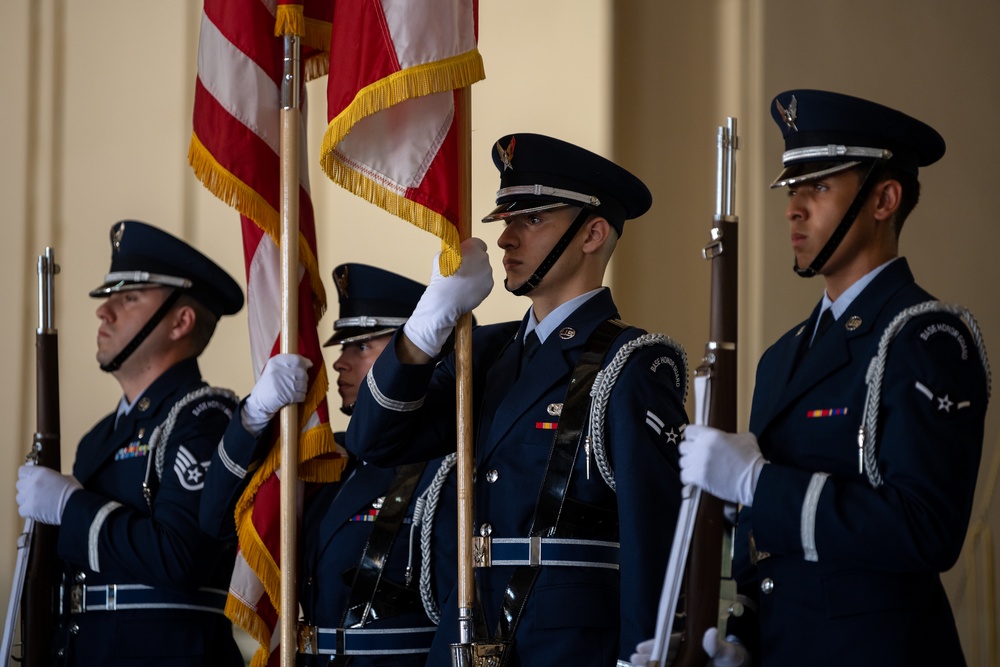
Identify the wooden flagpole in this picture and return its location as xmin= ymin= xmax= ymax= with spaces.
xmin=453 ymin=86 xmax=477 ymax=661
xmin=278 ymin=34 xmax=301 ymax=667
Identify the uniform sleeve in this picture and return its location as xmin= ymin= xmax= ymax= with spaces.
xmin=752 ymin=311 xmax=988 ymax=572
xmin=346 ymin=329 xmax=457 ymax=465
xmin=199 ymin=398 xmax=274 ymax=539
xmin=606 ymin=340 xmax=688 ymax=660
xmin=58 ymin=393 xmax=238 ymax=588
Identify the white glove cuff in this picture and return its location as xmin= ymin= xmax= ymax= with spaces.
xmin=403 ymin=312 xmax=453 ymax=358
xmin=241 ymin=398 xmax=273 ymax=437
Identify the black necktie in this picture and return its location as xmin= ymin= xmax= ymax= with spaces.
xmin=518 ymin=331 xmax=541 ymax=378
xmin=811 ymin=308 xmax=835 ymax=347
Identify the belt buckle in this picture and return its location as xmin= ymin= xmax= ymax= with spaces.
xmin=528 ymin=536 xmax=542 ymax=567
xmin=69 ymin=584 xmax=85 ymax=614
xmin=472 ymin=642 xmax=506 ymax=667
xmin=472 ymin=535 xmax=491 ymax=568
xmin=297 ymin=624 xmax=318 ymax=655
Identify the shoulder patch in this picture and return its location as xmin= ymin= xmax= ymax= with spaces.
xmin=174 ymin=444 xmax=210 ymax=490
xmin=918 ymin=321 xmax=969 ymax=360
xmin=650 ymin=354 xmax=683 ymax=389
xmin=191 ymin=397 xmax=236 ymax=419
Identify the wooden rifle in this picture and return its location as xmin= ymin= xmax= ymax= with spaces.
xmin=2 ymin=248 xmax=62 ymax=667
xmin=648 ymin=119 xmax=741 ymax=666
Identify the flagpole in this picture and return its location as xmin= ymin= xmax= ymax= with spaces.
xmin=453 ymin=85 xmax=477 ymax=664
xmin=278 ymin=33 xmax=301 ymax=667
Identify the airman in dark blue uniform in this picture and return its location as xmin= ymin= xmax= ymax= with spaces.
xmin=16 ymin=220 xmax=246 ymax=666
xmin=347 ymin=134 xmax=689 ymax=666
xmin=200 ymin=263 xmax=458 ymax=666
xmin=677 ymin=91 xmax=991 ymax=666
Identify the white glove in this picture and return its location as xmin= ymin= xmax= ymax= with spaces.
xmin=680 ymin=425 xmax=766 ymax=507
xmin=702 ymin=628 xmax=750 ymax=667
xmin=242 ymin=353 xmax=313 ymax=436
xmin=629 ymin=634 xmax=680 ymax=665
xmin=403 ymin=237 xmax=493 ymax=357
xmin=16 ymin=463 xmax=82 ymax=525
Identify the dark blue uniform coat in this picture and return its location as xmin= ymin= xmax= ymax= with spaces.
xmin=57 ymin=358 xmax=243 ymax=666
xmin=347 ymin=288 xmax=688 ymax=666
xmin=201 ymin=416 xmax=456 ymax=667
xmin=734 ymin=259 xmax=988 ymax=666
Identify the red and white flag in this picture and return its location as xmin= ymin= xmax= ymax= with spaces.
xmin=188 ymin=2 xmax=345 ymax=665
xmin=321 ymin=0 xmax=485 ymax=274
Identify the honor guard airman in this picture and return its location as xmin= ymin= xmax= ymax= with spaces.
xmin=346 ymin=134 xmax=690 ymax=666
xmin=16 ymin=220 xmax=246 ymax=666
xmin=200 ymin=263 xmax=460 ymax=666
xmin=674 ymin=90 xmax=991 ymax=666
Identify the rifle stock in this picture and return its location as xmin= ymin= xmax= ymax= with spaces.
xmin=3 ymin=248 xmax=62 ymax=667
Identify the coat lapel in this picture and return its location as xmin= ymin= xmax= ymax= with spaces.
xmin=754 ymin=259 xmax=917 ymax=433
xmin=315 ymin=462 xmax=397 ymax=560
xmin=72 ymin=359 xmax=203 ymax=485
xmin=477 ymin=289 xmax=618 ymax=462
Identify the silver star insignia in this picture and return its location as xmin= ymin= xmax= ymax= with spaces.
xmin=936 ymin=394 xmax=954 ymax=413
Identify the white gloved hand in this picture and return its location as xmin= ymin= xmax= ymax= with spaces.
xmin=629 ymin=634 xmax=680 ymax=665
xmin=680 ymin=425 xmax=766 ymax=507
xmin=16 ymin=463 xmax=82 ymax=525
xmin=242 ymin=353 xmax=313 ymax=436
xmin=702 ymin=628 xmax=750 ymax=667
xmin=403 ymin=237 xmax=493 ymax=357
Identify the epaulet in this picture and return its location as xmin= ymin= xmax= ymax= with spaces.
xmin=589 ymin=329 xmax=689 ymax=492
xmin=861 ymin=301 xmax=990 ymax=488
xmin=151 ymin=386 xmax=239 ymax=482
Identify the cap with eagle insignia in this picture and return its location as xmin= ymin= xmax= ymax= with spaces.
xmin=769 ymin=89 xmax=946 ymax=188
xmin=324 ymin=263 xmax=426 ymax=346
xmin=88 ymin=220 xmax=243 ymax=318
xmin=481 ymin=133 xmax=652 ymax=236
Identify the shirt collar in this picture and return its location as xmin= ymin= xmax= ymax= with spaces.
xmin=524 ymin=288 xmax=603 ymax=344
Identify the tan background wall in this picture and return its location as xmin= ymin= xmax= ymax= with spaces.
xmin=2 ymin=0 xmax=998 ymax=663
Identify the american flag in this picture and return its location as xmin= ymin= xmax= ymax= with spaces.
xmin=188 ymin=2 xmax=345 ymax=665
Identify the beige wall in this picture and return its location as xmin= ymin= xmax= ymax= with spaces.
xmin=2 ymin=0 xmax=998 ymax=663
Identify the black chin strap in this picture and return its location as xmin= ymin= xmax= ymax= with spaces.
xmin=505 ymin=206 xmax=594 ymax=296
xmin=100 ymin=288 xmax=183 ymax=373
xmin=794 ymin=160 xmax=884 ymax=278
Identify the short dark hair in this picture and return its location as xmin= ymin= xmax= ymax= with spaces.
xmin=846 ymin=164 xmax=921 ymax=237
xmin=882 ymin=166 xmax=920 ymax=235
xmin=175 ymin=293 xmax=219 ymax=357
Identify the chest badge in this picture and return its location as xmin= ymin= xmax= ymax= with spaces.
xmin=558 ymin=327 xmax=576 ymax=340
xmin=547 ymin=403 xmax=563 ymax=416
xmin=138 ymin=397 xmax=151 ymax=412
xmin=845 ymin=315 xmax=862 ymax=331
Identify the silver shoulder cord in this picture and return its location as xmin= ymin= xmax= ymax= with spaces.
xmin=588 ymin=333 xmax=689 ymax=492
xmin=143 ymin=386 xmax=239 ymax=510
xmin=408 ymin=452 xmax=458 ymax=624
xmin=861 ymin=301 xmax=991 ymax=488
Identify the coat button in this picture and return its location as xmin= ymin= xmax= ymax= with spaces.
xmin=69 ymin=623 xmax=80 ymax=635
xmin=486 ymin=469 xmax=499 ymax=483
xmin=760 ymin=577 xmax=775 ymax=595
xmin=479 ymin=523 xmax=493 ymax=537
xmin=74 ymin=571 xmax=86 ymax=582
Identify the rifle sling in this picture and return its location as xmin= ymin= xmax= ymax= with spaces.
xmin=490 ymin=319 xmax=628 ymax=656
xmin=340 ymin=461 xmax=428 ymax=630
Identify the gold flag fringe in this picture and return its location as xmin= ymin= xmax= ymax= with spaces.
xmin=319 ymin=49 xmax=485 ymax=276
xmin=225 ymin=594 xmax=272 ymax=667
xmin=188 ymin=133 xmax=328 ymax=321
xmin=274 ymin=5 xmax=331 ymax=81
